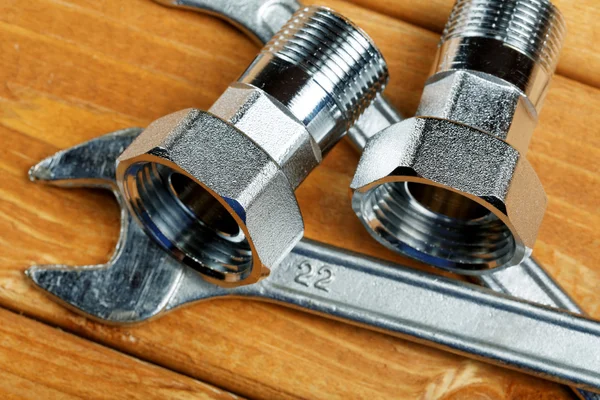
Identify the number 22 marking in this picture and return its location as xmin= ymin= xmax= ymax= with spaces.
xmin=294 ymin=261 xmax=334 ymax=292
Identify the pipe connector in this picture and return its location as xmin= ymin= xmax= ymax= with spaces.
xmin=351 ymin=0 xmax=565 ymax=274
xmin=117 ymin=6 xmax=388 ymax=286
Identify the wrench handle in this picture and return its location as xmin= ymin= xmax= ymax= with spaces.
xmin=477 ymin=259 xmax=598 ymax=399
xmin=247 ymin=239 xmax=600 ymax=393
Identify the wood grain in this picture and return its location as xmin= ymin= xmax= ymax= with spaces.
xmin=344 ymin=0 xmax=600 ymax=89
xmin=0 ymin=308 xmax=240 ymax=399
xmin=0 ymin=0 xmax=597 ymax=398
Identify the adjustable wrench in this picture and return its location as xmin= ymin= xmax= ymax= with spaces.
xmin=27 ymin=129 xmax=600 ymax=394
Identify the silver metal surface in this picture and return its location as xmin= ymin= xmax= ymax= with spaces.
xmin=477 ymin=258 xmax=600 ymax=400
xmin=436 ymin=0 xmax=564 ymax=110
xmin=153 ymin=0 xmax=301 ymax=45
xmin=24 ymin=2 xmax=599 ymax=397
xmin=341 ymin=2 xmax=592 ymax=396
xmin=151 ymin=0 xmax=403 ymax=152
xmin=27 ymin=130 xmax=600 ymax=393
xmin=343 ymin=63 xmax=596 ymax=400
xmin=351 ymin=0 xmax=565 ymax=273
xmin=116 ymin=6 xmax=388 ymax=286
xmin=351 ymin=118 xmax=541 ymax=272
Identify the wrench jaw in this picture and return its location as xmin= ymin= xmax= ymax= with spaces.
xmin=25 ymin=129 xmax=188 ymax=324
xmin=25 ymin=242 xmax=183 ymax=326
xmin=26 ymin=129 xmax=240 ymax=324
xmin=25 ymin=203 xmax=186 ymax=325
xmin=27 ymin=128 xmax=142 ymax=189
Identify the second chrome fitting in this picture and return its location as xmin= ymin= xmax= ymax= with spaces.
xmin=116 ymin=6 xmax=388 ymax=286
xmin=351 ymin=0 xmax=565 ymax=274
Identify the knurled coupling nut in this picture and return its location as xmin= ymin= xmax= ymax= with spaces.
xmin=351 ymin=0 xmax=566 ymax=274
xmin=116 ymin=6 xmax=388 ymax=286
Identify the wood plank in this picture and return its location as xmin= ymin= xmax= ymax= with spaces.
xmin=344 ymin=0 xmax=600 ymax=88
xmin=0 ymin=308 xmax=240 ymax=399
xmin=0 ymin=0 xmax=596 ymax=398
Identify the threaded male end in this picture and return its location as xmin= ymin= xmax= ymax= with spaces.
xmin=441 ymin=0 xmax=565 ymax=73
xmin=241 ymin=6 xmax=388 ymax=153
xmin=442 ymin=0 xmax=565 ymax=73
xmin=264 ymin=7 xmax=388 ymax=124
xmin=433 ymin=0 xmax=565 ymax=109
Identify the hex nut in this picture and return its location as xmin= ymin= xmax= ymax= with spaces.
xmin=417 ymin=70 xmax=538 ymax=153
xmin=209 ymin=83 xmax=321 ymax=189
xmin=117 ymin=108 xmax=304 ymax=286
xmin=351 ymin=117 xmax=547 ymax=273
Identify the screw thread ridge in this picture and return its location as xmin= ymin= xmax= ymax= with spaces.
xmin=442 ymin=0 xmax=565 ymax=72
xmin=356 ymin=182 xmax=515 ymax=270
xmin=264 ymin=6 xmax=388 ymax=124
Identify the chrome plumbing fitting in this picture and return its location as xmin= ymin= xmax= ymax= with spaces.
xmin=351 ymin=0 xmax=565 ymax=274
xmin=116 ymin=6 xmax=388 ymax=286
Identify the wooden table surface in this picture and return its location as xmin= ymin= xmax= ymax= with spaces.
xmin=0 ymin=0 xmax=598 ymax=398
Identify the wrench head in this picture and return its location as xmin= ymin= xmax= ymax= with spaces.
xmin=26 ymin=129 xmax=217 ymax=324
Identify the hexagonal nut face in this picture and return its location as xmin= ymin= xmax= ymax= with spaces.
xmin=350 ymin=117 xmax=547 ymax=273
xmin=116 ymin=108 xmax=304 ymax=286
xmin=209 ymin=82 xmax=321 ymax=189
xmin=417 ymin=70 xmax=537 ymax=153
